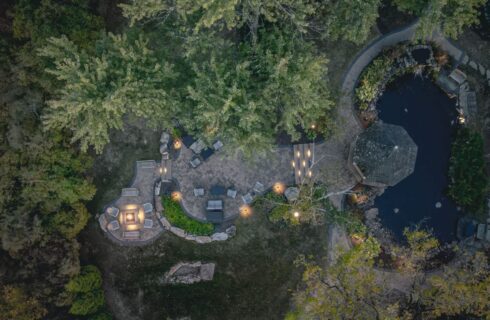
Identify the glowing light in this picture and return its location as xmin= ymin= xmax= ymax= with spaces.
xmin=159 ymin=167 xmax=163 ymax=174
xmin=307 ymin=149 xmax=311 ymax=158
xmin=293 ymin=211 xmax=300 ymax=218
xmin=296 ymin=151 xmax=300 ymax=158
xmin=171 ymin=191 xmax=182 ymax=202
xmin=308 ymin=170 xmax=312 ymax=177
xmin=273 ymin=182 xmax=285 ymax=194
xmin=125 ymin=204 xmax=138 ymax=210
xmin=458 ymin=114 xmax=466 ymax=124
xmin=126 ymin=213 xmax=134 ymax=221
xmin=173 ymin=139 xmax=182 ymax=149
xmin=291 ymin=161 xmax=295 ymax=168
xmin=126 ymin=224 xmax=139 ymax=231
xmin=164 ymin=167 xmax=167 ymax=174
xmin=311 ymin=124 xmax=316 ymax=129
xmin=240 ymin=205 xmax=252 ymax=217
xmin=302 ymin=160 xmax=306 ymax=167
xmin=298 ymin=170 xmax=301 ymax=176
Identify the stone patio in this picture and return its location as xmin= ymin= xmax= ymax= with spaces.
xmin=99 ymin=160 xmax=164 ymax=244
xmin=172 ymin=145 xmax=295 ymax=221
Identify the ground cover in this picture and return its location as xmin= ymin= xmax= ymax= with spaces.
xmin=81 ymin=198 xmax=328 ymax=320
xmin=162 ymin=196 xmax=214 ymax=236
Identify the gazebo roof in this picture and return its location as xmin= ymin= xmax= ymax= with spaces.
xmin=350 ymin=122 xmax=418 ymax=187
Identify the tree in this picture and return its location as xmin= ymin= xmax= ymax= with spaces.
xmin=183 ymin=28 xmax=333 ymax=154
xmin=0 ymin=285 xmax=47 ymax=320
xmin=447 ymin=127 xmax=487 ymax=215
xmin=420 ymin=251 xmax=490 ymax=319
xmin=289 ymin=237 xmax=404 ymax=319
xmin=392 ymin=0 xmax=486 ymax=39
xmin=38 ymin=32 xmax=178 ymax=153
xmin=11 ymin=0 xmax=104 ymax=90
xmin=66 ymin=265 xmax=106 ymax=316
xmin=120 ymin=0 xmax=316 ymax=39
xmin=320 ymin=0 xmax=382 ymax=44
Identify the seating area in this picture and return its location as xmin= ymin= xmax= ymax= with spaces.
xmin=184 ymin=135 xmax=224 ymax=168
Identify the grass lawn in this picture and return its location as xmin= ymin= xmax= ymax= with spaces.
xmin=81 ymin=200 xmax=328 ymax=320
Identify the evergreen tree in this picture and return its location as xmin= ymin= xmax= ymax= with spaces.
xmin=38 ymin=32 xmax=178 ymax=153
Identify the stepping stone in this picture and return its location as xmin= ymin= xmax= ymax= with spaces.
xmin=479 ymin=64 xmax=486 ymax=76
xmin=469 ymin=61 xmax=478 ymax=70
xmin=393 ymin=208 xmax=399 ymax=214
xmin=462 ymin=55 xmax=469 ymax=64
xmin=435 ymin=202 xmax=442 ymax=208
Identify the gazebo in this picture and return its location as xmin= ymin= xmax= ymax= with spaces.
xmin=349 ymin=122 xmax=418 ymax=187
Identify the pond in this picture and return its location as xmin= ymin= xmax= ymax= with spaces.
xmin=374 ymin=74 xmax=462 ymax=243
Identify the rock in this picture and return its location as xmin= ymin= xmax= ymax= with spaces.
xmin=479 ymin=64 xmax=486 ymax=76
xmin=435 ymin=202 xmax=442 ymax=208
xmin=170 ymin=227 xmax=186 ymax=238
xmin=365 ymin=208 xmax=379 ymax=220
xmin=393 ymin=208 xmax=399 ymax=214
xmin=185 ymin=234 xmax=197 ymax=241
xmin=160 ymin=132 xmax=170 ymax=144
xmin=225 ymin=225 xmax=236 ymax=237
xmin=163 ymin=262 xmax=216 ymax=284
xmin=462 ymin=55 xmax=469 ymax=64
xmin=159 ymin=143 xmax=168 ymax=154
xmin=160 ymin=217 xmax=172 ymax=229
xmin=469 ymin=61 xmax=478 ymax=70
xmin=211 ymin=232 xmax=228 ymax=241
xmin=284 ymin=187 xmax=300 ymax=202
xmin=195 ymin=236 xmax=212 ymax=244
xmin=200 ymin=263 xmax=216 ymax=281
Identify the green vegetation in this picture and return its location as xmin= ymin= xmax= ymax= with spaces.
xmin=392 ymin=0 xmax=486 ymax=39
xmin=448 ymin=127 xmax=488 ymax=216
xmin=289 ymin=229 xmax=490 ymax=319
xmin=162 ymin=196 xmax=214 ymax=235
xmin=356 ymin=55 xmax=395 ymax=110
xmin=0 ymin=285 xmax=47 ymax=320
xmin=66 ymin=265 xmax=108 ymax=317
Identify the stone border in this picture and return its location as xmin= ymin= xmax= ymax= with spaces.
xmin=155 ymin=195 xmax=236 ymax=243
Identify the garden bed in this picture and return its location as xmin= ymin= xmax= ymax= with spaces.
xmin=162 ymin=196 xmax=214 ymax=236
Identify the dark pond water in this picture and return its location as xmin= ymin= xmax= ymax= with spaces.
xmin=374 ymin=74 xmax=462 ymax=243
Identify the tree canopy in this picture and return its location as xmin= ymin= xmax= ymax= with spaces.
xmin=38 ymin=32 xmax=178 ymax=153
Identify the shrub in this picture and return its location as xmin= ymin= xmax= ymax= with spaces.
xmin=356 ymin=56 xmax=394 ymax=110
xmin=448 ymin=128 xmax=488 ymax=216
xmin=66 ymin=265 xmax=105 ymax=316
xmin=162 ymin=196 xmax=214 ymax=235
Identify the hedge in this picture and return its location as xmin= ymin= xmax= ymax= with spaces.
xmin=162 ymin=196 xmax=214 ymax=235
xmin=448 ymin=128 xmax=488 ymax=216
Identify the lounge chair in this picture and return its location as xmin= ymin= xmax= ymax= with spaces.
xmin=194 ymin=188 xmax=205 ymax=197
xmin=253 ymin=182 xmax=265 ymax=194
xmin=227 ymin=189 xmax=237 ymax=199
xmin=190 ymin=139 xmax=206 ymax=154
xmin=242 ymin=193 xmax=254 ymax=204
xmin=123 ymin=231 xmax=140 ymax=239
xmin=106 ymin=206 xmax=119 ymax=218
xmin=206 ymin=200 xmax=224 ymax=223
xmin=190 ymin=156 xmax=202 ymax=168
xmin=107 ymin=220 xmax=120 ymax=231
xmin=143 ymin=203 xmax=153 ymax=215
xmin=213 ymin=140 xmax=223 ymax=151
xmin=143 ymin=219 xmax=154 ymax=229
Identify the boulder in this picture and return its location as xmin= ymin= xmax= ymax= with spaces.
xmin=185 ymin=234 xmax=197 ymax=241
xmin=163 ymin=262 xmax=216 ymax=285
xmin=195 ymin=236 xmax=213 ymax=244
xmin=284 ymin=187 xmax=300 ymax=202
xmin=225 ymin=225 xmax=236 ymax=237
xmin=170 ymin=227 xmax=186 ymax=238
xmin=159 ymin=217 xmax=172 ymax=229
xmin=365 ymin=208 xmax=379 ymax=220
xmin=160 ymin=132 xmax=170 ymax=144
xmin=469 ymin=61 xmax=478 ymax=70
xmin=211 ymin=232 xmax=228 ymax=241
